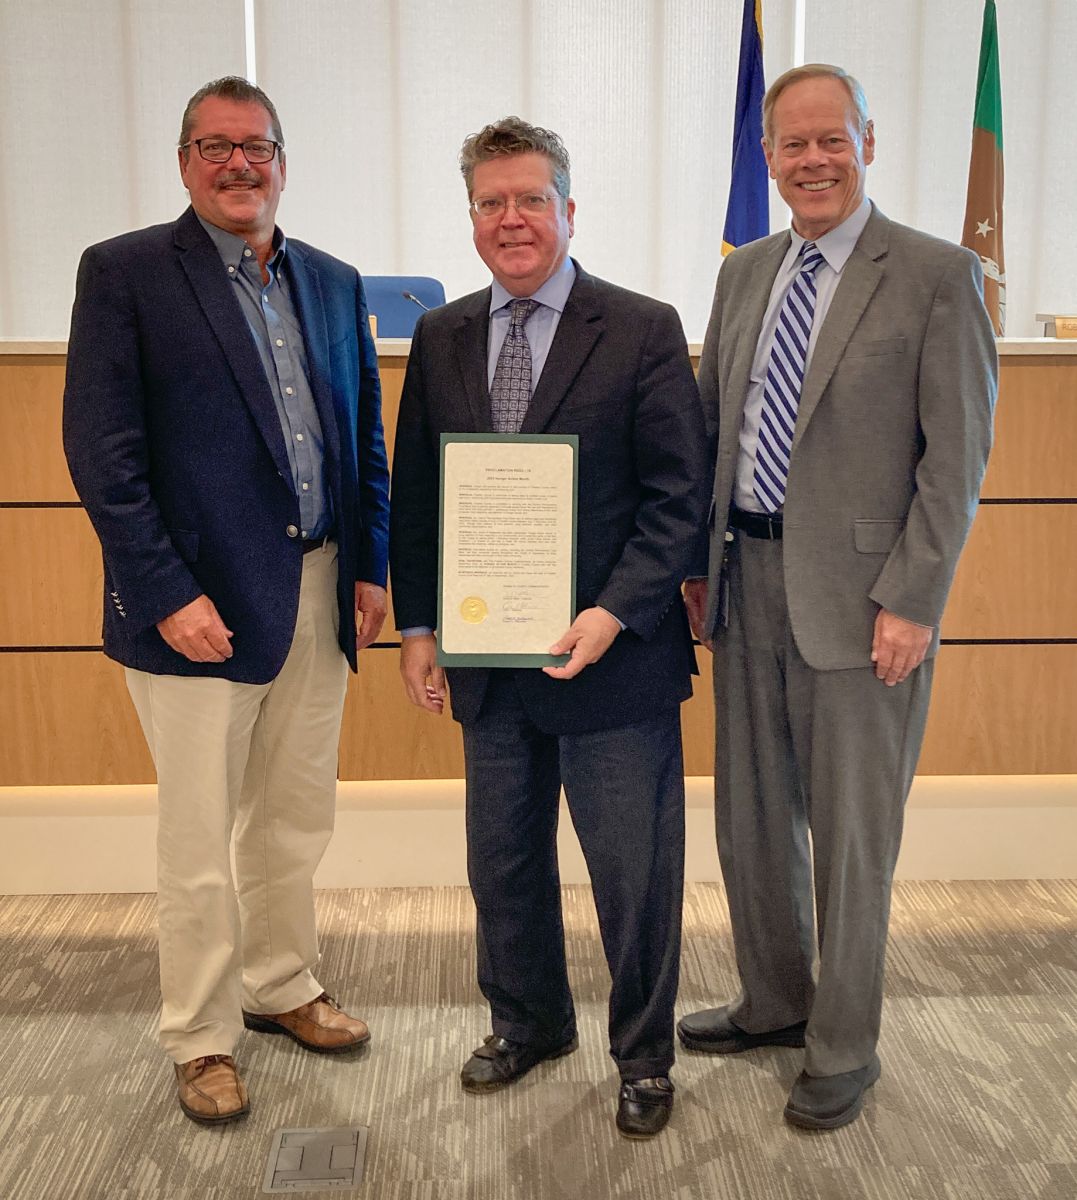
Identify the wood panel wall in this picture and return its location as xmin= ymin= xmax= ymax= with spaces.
xmin=2 ymin=352 xmax=1074 ymax=786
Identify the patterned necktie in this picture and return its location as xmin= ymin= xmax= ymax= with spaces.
xmin=490 ymin=298 xmax=537 ymax=434
xmin=753 ymin=240 xmax=825 ymax=512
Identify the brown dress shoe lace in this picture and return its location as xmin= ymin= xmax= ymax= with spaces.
xmin=243 ymin=992 xmax=371 ymax=1053
xmin=174 ymin=1054 xmax=249 ymax=1124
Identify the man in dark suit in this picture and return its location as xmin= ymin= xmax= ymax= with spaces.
xmin=678 ymin=64 xmax=996 ymax=1129
xmin=63 ymin=77 xmax=389 ymax=1124
xmin=390 ymin=117 xmax=707 ymax=1138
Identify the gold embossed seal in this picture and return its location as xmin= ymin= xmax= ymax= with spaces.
xmin=460 ymin=596 xmax=489 ymax=624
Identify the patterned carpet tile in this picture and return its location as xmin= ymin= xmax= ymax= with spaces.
xmin=0 ymin=882 xmax=1074 ymax=1199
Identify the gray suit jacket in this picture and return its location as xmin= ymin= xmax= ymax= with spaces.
xmin=699 ymin=205 xmax=997 ymax=670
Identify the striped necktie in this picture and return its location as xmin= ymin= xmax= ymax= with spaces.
xmin=490 ymin=298 xmax=537 ymax=434
xmin=753 ymin=240 xmax=825 ymax=512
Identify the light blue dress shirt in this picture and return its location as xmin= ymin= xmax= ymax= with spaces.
xmin=486 ymin=255 xmax=577 ymax=388
xmin=198 ymin=215 xmax=331 ymax=538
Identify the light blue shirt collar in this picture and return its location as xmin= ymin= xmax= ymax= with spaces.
xmin=789 ymin=195 xmax=872 ymax=275
xmin=489 ymin=255 xmax=576 ymax=315
xmin=196 ymin=213 xmax=287 ymax=274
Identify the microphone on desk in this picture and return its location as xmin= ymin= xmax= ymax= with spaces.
xmin=402 ymin=291 xmax=431 ymax=312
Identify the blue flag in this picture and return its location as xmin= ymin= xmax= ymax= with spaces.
xmin=722 ymin=0 xmax=768 ymax=255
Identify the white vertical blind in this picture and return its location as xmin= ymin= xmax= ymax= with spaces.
xmin=804 ymin=0 xmax=1077 ymax=341
xmin=0 ymin=1 xmax=246 ymax=336
xmin=0 ymin=0 xmax=1072 ymax=339
xmin=258 ymin=1 xmax=756 ymax=325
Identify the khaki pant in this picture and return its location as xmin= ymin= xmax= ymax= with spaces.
xmin=126 ymin=544 xmax=349 ymax=1063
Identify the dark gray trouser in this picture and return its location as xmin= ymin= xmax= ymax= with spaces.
xmin=713 ymin=533 xmax=933 ymax=1077
xmin=461 ymin=672 xmax=686 ymax=1080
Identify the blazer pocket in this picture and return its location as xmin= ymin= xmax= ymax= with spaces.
xmin=845 ymin=336 xmax=907 ymax=359
xmin=854 ymin=519 xmax=902 ymax=554
xmin=168 ymin=528 xmax=200 ymax=563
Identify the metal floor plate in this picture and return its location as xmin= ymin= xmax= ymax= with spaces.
xmin=262 ymin=1127 xmax=368 ymax=1193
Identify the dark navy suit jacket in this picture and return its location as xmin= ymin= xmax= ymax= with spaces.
xmin=63 ymin=206 xmax=390 ymax=684
xmin=389 ymin=263 xmax=708 ymax=733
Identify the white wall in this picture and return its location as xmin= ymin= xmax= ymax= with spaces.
xmin=4 ymin=776 xmax=1076 ymax=894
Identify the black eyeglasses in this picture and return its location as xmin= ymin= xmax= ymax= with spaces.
xmin=181 ymin=137 xmax=282 ymax=164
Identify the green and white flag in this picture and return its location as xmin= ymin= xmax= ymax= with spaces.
xmin=961 ymin=0 xmax=1005 ymax=335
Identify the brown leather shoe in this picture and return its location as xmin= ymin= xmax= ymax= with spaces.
xmin=243 ymin=992 xmax=371 ymax=1053
xmin=174 ymin=1055 xmax=249 ymax=1124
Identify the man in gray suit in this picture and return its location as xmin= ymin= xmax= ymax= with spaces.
xmin=678 ymin=64 xmax=997 ymax=1129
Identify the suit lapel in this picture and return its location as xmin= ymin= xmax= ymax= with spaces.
xmin=451 ymin=292 xmax=494 ymax=432
xmin=173 ymin=208 xmax=293 ymax=482
xmin=793 ymin=207 xmax=888 ymax=452
xmin=520 ymin=265 xmax=603 ymax=433
xmin=722 ymin=235 xmax=789 ymax=442
xmin=283 ymin=242 xmax=341 ymax=476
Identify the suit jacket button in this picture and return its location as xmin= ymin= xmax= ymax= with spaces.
xmin=286 ymin=524 xmax=299 ymax=538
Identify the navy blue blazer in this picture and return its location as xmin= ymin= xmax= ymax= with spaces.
xmin=389 ymin=264 xmax=708 ymax=734
xmin=63 ymin=206 xmax=390 ymax=684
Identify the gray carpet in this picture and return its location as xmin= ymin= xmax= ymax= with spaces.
xmin=1 ymin=881 xmax=1075 ymax=1199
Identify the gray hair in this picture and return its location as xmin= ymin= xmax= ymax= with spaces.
xmin=459 ymin=116 xmax=571 ymax=201
xmin=179 ymin=76 xmax=284 ymax=158
xmin=762 ymin=64 xmax=870 ymax=145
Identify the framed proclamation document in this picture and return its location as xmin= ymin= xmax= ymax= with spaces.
xmin=437 ymin=433 xmax=578 ymax=667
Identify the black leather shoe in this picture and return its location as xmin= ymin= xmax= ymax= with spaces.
xmin=677 ymin=1005 xmax=807 ymax=1054
xmin=460 ymin=1033 xmax=578 ymax=1094
xmin=616 ymin=1076 xmax=674 ymax=1139
xmin=783 ymin=1054 xmax=881 ymax=1130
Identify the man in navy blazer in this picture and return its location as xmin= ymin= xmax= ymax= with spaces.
xmin=390 ymin=118 xmax=708 ymax=1138
xmin=63 ymin=77 xmax=389 ymax=1124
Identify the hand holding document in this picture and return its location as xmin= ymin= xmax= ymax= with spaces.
xmin=438 ymin=435 xmax=577 ymax=666
xmin=542 ymin=606 xmax=622 ymax=679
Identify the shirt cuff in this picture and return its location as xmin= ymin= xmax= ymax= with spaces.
xmin=596 ymin=606 xmax=626 ymax=632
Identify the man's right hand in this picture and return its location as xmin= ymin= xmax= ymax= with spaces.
xmin=156 ymin=595 xmax=234 ymax=663
xmin=400 ymin=633 xmax=446 ymax=713
xmin=683 ymin=578 xmax=712 ymax=651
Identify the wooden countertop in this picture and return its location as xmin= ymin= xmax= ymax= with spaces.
xmin=3 ymin=337 xmax=1077 ymax=358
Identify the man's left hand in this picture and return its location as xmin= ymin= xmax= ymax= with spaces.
xmin=355 ymin=581 xmax=388 ymax=651
xmin=683 ymin=578 xmax=712 ymax=651
xmin=543 ymin=607 xmax=621 ymax=680
xmin=871 ymin=608 xmax=933 ymax=686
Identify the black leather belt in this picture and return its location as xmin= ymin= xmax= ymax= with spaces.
xmin=302 ymin=535 xmax=332 ymax=554
xmin=729 ymin=507 xmax=783 ymax=540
